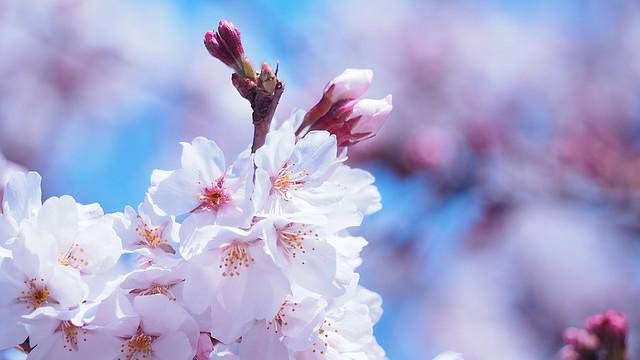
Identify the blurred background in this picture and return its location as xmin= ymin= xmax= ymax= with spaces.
xmin=2 ymin=0 xmax=640 ymax=359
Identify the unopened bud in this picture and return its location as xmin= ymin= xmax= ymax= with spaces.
xmin=259 ymin=63 xmax=277 ymax=94
xmin=585 ymin=310 xmax=627 ymax=350
xmin=310 ymin=95 xmax=392 ymax=146
xmin=204 ymin=19 xmax=255 ymax=80
xmin=324 ymin=68 xmax=373 ymax=102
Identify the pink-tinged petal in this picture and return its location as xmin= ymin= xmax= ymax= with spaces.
xmin=180 ymin=137 xmax=226 ymax=185
xmin=278 ymin=297 xmax=327 ymax=351
xmin=151 ymin=168 xmax=202 ymax=216
xmin=73 ymin=221 xmax=122 ymax=274
xmin=208 ymin=301 xmax=255 ymax=344
xmin=194 ymin=332 xmax=214 ymax=360
xmin=216 ymin=242 xmax=290 ymax=320
xmin=181 ymin=262 xmax=217 ymax=315
xmin=90 ymin=291 xmax=140 ymax=337
xmin=11 ymin=223 xmax=57 ymax=279
xmin=37 ymin=195 xmax=79 ymax=250
xmin=348 ymin=95 xmax=392 ymax=141
xmin=179 ymin=224 xmax=229 ymax=261
xmin=288 ymin=238 xmax=342 ymax=297
xmin=0 ymin=259 xmax=25 ymax=305
xmin=255 ymin=129 xmax=296 ymax=175
xmin=0 ymin=305 xmax=27 ymax=349
xmin=291 ymin=131 xmax=339 ymax=184
xmin=48 ymin=265 xmax=88 ymax=308
xmin=133 ymin=295 xmax=197 ymax=342
xmin=239 ymin=322 xmax=288 ymax=360
xmin=153 ymin=331 xmax=194 ymax=360
xmin=326 ymin=69 xmax=373 ymax=102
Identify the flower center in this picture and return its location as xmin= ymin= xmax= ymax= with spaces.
xmin=129 ymin=280 xmax=184 ymax=301
xmin=120 ymin=328 xmax=156 ymax=360
xmin=266 ymin=300 xmax=299 ymax=334
xmin=57 ymin=321 xmax=87 ymax=352
xmin=277 ymin=223 xmax=318 ymax=263
xmin=134 ymin=216 xmax=175 ymax=254
xmin=58 ymin=243 xmax=89 ymax=269
xmin=194 ymin=177 xmax=231 ymax=212
xmin=16 ymin=278 xmax=50 ymax=310
xmin=311 ymin=319 xmax=338 ymax=356
xmin=219 ymin=241 xmax=255 ymax=277
xmin=271 ymin=163 xmax=307 ymax=200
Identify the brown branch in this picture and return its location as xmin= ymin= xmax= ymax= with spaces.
xmin=251 ymin=81 xmax=284 ymax=152
xmin=231 ymin=73 xmax=284 ymax=153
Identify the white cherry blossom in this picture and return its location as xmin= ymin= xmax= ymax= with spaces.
xmin=263 ymin=218 xmax=363 ymax=297
xmin=149 ymin=136 xmax=254 ymax=238
xmin=117 ymin=294 xmax=199 ymax=360
xmin=24 ymin=290 xmax=139 ymax=360
xmin=180 ymin=222 xmax=290 ymax=343
xmin=239 ymin=295 xmax=327 ymax=359
xmin=254 ymin=128 xmax=345 ymax=216
xmin=0 ymin=224 xmax=87 ymax=349
xmin=293 ymin=286 xmax=385 ymax=360
xmin=111 ymin=195 xmax=180 ymax=266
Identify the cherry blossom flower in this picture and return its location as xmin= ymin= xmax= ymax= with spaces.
xmin=293 ymin=286 xmax=385 ymax=359
xmin=180 ymin=222 xmax=290 ymax=343
xmin=309 ymin=95 xmax=393 ymax=147
xmin=263 ymin=218 xmax=364 ymax=297
xmin=253 ymin=127 xmax=345 ymax=216
xmin=24 ymin=290 xmax=139 ymax=360
xmin=111 ymin=195 xmax=180 ymax=266
xmin=117 ymin=294 xmax=199 ymax=360
xmin=149 ymin=136 xmax=254 ymax=239
xmin=238 ymin=295 xmax=327 ymax=359
xmin=0 ymin=17 xmax=390 ymax=357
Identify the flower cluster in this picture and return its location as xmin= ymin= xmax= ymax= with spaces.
xmin=561 ymin=310 xmax=628 ymax=360
xmin=0 ymin=18 xmax=404 ymax=359
xmin=0 ymin=108 xmax=386 ymax=359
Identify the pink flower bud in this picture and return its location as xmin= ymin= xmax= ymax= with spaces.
xmin=585 ymin=310 xmax=627 ymax=350
xmin=310 ymin=95 xmax=392 ymax=146
xmin=204 ymin=20 xmax=253 ymax=78
xmin=325 ymin=68 xmax=374 ymax=102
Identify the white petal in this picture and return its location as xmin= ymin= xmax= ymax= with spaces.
xmin=37 ymin=195 xmax=79 ymax=250
xmin=291 ymin=131 xmax=339 ymax=184
xmin=153 ymin=331 xmax=195 ymax=360
xmin=48 ymin=265 xmax=88 ymax=308
xmin=2 ymin=171 xmax=41 ymax=222
xmin=239 ymin=322 xmax=288 ymax=360
xmin=74 ymin=221 xmax=122 ymax=274
xmin=181 ymin=137 xmax=226 ymax=184
xmin=151 ymin=168 xmax=202 ymax=216
xmin=255 ymin=129 xmax=296 ymax=175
